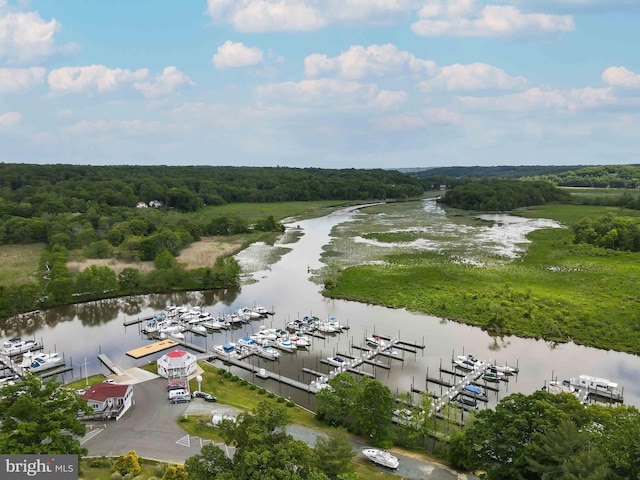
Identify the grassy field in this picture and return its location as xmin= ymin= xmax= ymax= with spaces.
xmin=326 ymin=203 xmax=640 ymax=355
xmin=0 ymin=243 xmax=46 ymax=284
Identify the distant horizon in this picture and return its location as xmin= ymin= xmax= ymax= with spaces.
xmin=1 ymin=1 xmax=639 ymax=167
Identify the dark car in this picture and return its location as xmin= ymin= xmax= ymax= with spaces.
xmin=192 ymin=391 xmax=217 ymax=402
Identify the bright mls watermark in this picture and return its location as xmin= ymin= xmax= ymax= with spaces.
xmin=1 ymin=455 xmax=78 ymax=480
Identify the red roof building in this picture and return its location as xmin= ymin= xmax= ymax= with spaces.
xmin=82 ymin=383 xmax=133 ymax=420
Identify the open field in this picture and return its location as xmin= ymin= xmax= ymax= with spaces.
xmin=325 ymin=202 xmax=640 ymax=355
xmin=0 ymin=243 xmax=46 ymax=284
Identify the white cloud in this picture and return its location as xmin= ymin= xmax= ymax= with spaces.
xmin=206 ymin=0 xmax=416 ymax=33
xmin=212 ymin=41 xmax=264 ymax=69
xmin=602 ymin=66 xmax=640 ymax=88
xmin=0 ymin=67 xmax=46 ymax=93
xmin=420 ymin=62 xmax=528 ymax=91
xmin=48 ymin=65 xmax=148 ymax=95
xmin=458 ymin=86 xmax=615 ymax=112
xmin=373 ymin=90 xmax=409 ymax=109
xmin=0 ymin=111 xmax=22 ymax=126
xmin=304 ymin=44 xmax=437 ymax=80
xmin=133 ymin=66 xmax=194 ymax=98
xmin=412 ymin=0 xmax=574 ymax=37
xmin=64 ymin=119 xmax=164 ymax=135
xmin=0 ymin=7 xmax=62 ymax=63
xmin=256 ymin=78 xmax=379 ymax=106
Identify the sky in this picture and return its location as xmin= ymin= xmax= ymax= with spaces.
xmin=0 ymin=0 xmax=639 ymax=169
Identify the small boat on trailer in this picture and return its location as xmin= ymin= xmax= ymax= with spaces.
xmin=362 ymin=448 xmax=399 ymax=470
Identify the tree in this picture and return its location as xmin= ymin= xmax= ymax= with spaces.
xmin=351 ymin=378 xmax=395 ymax=447
xmin=187 ymin=401 xmax=323 ymax=480
xmin=154 ymin=248 xmax=177 ymax=270
xmin=161 ymin=464 xmax=188 ymax=480
xmin=314 ymin=430 xmax=355 ymax=479
xmin=184 ymin=443 xmax=232 ymax=480
xmin=112 ymin=450 xmax=142 ymax=476
xmin=0 ymin=373 xmax=90 ymax=454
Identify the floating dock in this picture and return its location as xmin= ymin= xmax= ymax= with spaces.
xmin=125 ymin=339 xmax=179 ymax=359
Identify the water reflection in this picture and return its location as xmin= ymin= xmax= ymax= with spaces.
xmin=1 ymin=200 xmax=639 ymax=411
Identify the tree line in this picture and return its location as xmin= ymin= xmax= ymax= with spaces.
xmin=448 ymin=390 xmax=640 ymax=480
xmin=0 ymin=163 xmax=427 ymax=215
xmin=573 ymin=214 xmax=640 ymax=252
xmin=438 ymin=179 xmax=571 ymax=211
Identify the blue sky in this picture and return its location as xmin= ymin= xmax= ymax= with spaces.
xmin=1 ymin=0 xmax=639 ymax=168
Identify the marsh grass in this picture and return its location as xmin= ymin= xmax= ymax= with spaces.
xmin=0 ymin=243 xmax=46 ymax=284
xmin=326 ymin=203 xmax=640 ymax=354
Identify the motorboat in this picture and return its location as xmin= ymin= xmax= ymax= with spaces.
xmin=22 ymin=352 xmax=64 ymax=373
xmin=366 ymin=336 xmax=385 ymax=348
xmin=169 ymin=331 xmax=185 ymax=340
xmin=456 ymin=397 xmax=479 ymax=411
xmin=290 ymin=335 xmax=311 ymax=348
xmin=569 ymin=375 xmax=623 ymax=401
xmin=251 ymin=305 xmax=274 ymax=316
xmin=213 ymin=343 xmax=237 ymax=357
xmin=256 ymin=345 xmax=280 ymax=360
xmin=190 ymin=324 xmax=207 ymax=335
xmin=1 ymin=337 xmax=40 ymax=356
xmin=237 ymin=307 xmax=262 ymax=321
xmin=483 ymin=372 xmax=506 ymax=383
xmin=326 ymin=356 xmax=347 ymax=368
xmin=462 ymin=384 xmax=487 ymax=401
xmin=453 ymin=359 xmax=479 ymax=370
xmin=361 ymin=448 xmax=399 ymax=470
xmin=492 ymin=363 xmax=519 ymax=375
xmin=275 ymin=338 xmax=296 ymax=353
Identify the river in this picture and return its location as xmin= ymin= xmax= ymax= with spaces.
xmin=2 ymin=200 xmax=638 ymax=410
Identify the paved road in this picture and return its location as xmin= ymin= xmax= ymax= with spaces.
xmin=83 ymin=369 xmax=477 ymax=479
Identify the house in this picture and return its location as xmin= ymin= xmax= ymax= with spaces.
xmin=82 ymin=383 xmax=133 ymax=421
xmin=136 ymin=202 xmax=148 ymax=209
xmin=157 ymin=349 xmax=197 ymax=379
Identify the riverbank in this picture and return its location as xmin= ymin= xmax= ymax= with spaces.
xmin=323 ymin=202 xmax=640 ymax=355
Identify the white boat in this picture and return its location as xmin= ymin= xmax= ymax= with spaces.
xmin=326 ymin=356 xmax=347 ymax=368
xmin=202 ymin=319 xmax=223 ymax=330
xmin=1 ymin=337 xmax=40 ymax=356
xmin=491 ymin=363 xmax=519 ymax=374
xmin=569 ymin=375 xmax=623 ymax=400
xmin=213 ymin=343 xmax=237 ymax=357
xmin=21 ymin=352 xmax=65 ymax=373
xmin=453 ymin=359 xmax=479 ymax=370
xmin=275 ymin=338 xmax=296 ymax=353
xmin=169 ymin=331 xmax=185 ymax=340
xmin=290 ymin=335 xmax=311 ymax=348
xmin=362 ymin=448 xmax=399 ymax=470
xmin=190 ymin=324 xmax=207 ymax=335
xmin=316 ymin=321 xmax=341 ymax=333
xmin=366 ymin=336 xmax=385 ymax=348
xmin=237 ymin=307 xmax=262 ymax=321
xmin=256 ymin=345 xmax=280 ymax=360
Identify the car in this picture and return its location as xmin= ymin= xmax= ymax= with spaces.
xmin=103 ymin=379 xmax=116 ymax=384
xmin=192 ymin=391 xmax=217 ymax=402
xmin=167 ymin=381 xmax=187 ymax=391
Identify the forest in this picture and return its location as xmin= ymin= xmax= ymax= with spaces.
xmin=438 ymin=179 xmax=571 ymax=211
xmin=0 ymin=164 xmax=430 ymax=319
xmin=573 ymin=214 xmax=640 ymax=252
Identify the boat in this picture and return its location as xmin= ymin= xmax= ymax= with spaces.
xmin=462 ymin=384 xmax=485 ymax=398
xmin=366 ymin=336 xmax=384 ymax=348
xmin=326 ymin=356 xmax=347 ymax=368
xmin=213 ymin=343 xmax=237 ymax=357
xmin=483 ymin=372 xmax=506 ymax=383
xmin=569 ymin=375 xmax=623 ymax=401
xmin=491 ymin=363 xmax=519 ymax=375
xmin=456 ymin=397 xmax=479 ymax=411
xmin=190 ymin=324 xmax=207 ymax=335
xmin=237 ymin=307 xmax=262 ymax=321
xmin=21 ymin=352 xmax=65 ymax=373
xmin=251 ymin=305 xmax=273 ymax=316
xmin=275 ymin=338 xmax=296 ymax=353
xmin=361 ymin=448 xmax=399 ymax=470
xmin=453 ymin=359 xmax=479 ymax=371
xmin=290 ymin=335 xmax=311 ymax=348
xmin=256 ymin=345 xmax=280 ymax=360
xmin=1 ymin=337 xmax=40 ymax=356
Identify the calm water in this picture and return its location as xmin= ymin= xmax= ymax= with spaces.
xmin=2 ymin=201 xmax=638 ymax=410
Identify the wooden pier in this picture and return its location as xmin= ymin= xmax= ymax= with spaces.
xmin=123 ymin=314 xmax=156 ymax=327
xmin=125 ymin=340 xmax=179 ymax=359
xmin=98 ymin=354 xmax=126 ymax=375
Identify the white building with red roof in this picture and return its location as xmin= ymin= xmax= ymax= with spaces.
xmin=157 ymin=349 xmax=197 ymax=378
xmin=82 ymin=383 xmax=133 ymax=421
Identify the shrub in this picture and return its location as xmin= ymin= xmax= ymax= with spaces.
xmin=268 ymin=392 xmax=276 ymax=398
xmin=258 ymin=388 xmax=266 ymax=395
xmin=230 ymin=375 xmax=240 ymax=382
xmin=223 ymin=371 xmax=232 ymax=379
xmin=240 ymin=379 xmax=249 ymax=386
xmin=217 ymin=368 xmax=226 ymax=375
xmin=111 ymin=473 xmax=123 ymax=480
xmin=286 ymin=401 xmax=296 ymax=407
xmin=277 ymin=396 xmax=286 ymax=403
xmin=249 ymin=384 xmax=257 ymax=390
